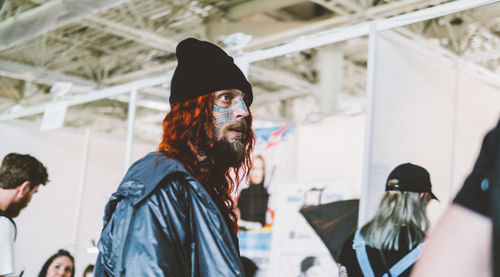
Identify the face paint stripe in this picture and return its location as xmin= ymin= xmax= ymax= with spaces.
xmin=213 ymin=104 xmax=232 ymax=112
xmin=214 ymin=119 xmax=233 ymax=126
xmin=214 ymin=113 xmax=231 ymax=120
xmin=237 ymin=98 xmax=248 ymax=113
xmin=213 ymin=94 xmax=249 ymax=138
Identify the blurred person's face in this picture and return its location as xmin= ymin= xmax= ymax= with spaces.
xmin=249 ymin=157 xmax=265 ymax=185
xmin=47 ymin=256 xmax=73 ymax=277
xmin=5 ymin=183 xmax=39 ymax=218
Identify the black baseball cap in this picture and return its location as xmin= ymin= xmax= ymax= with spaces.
xmin=385 ymin=163 xmax=439 ymax=201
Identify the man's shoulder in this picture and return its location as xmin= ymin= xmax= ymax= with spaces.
xmin=123 ymin=152 xmax=196 ymax=206
xmin=0 ymin=216 xmax=14 ymax=227
xmin=0 ymin=212 xmax=14 ymax=228
xmin=0 ymin=216 xmax=15 ymax=238
xmin=128 ymin=152 xmax=187 ymax=178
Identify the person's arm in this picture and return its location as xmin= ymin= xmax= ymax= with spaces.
xmin=411 ymin=204 xmax=492 ymax=277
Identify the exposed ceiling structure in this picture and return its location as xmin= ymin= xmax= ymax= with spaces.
xmin=0 ymin=0 xmax=499 ymax=143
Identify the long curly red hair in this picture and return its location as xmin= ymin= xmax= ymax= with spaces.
xmin=158 ymin=93 xmax=254 ymax=234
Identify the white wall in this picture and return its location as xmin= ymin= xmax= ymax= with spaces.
xmin=295 ymin=114 xmax=365 ymax=198
xmin=362 ymin=30 xmax=500 ymax=225
xmin=0 ymin=121 xmax=155 ymax=277
xmin=453 ymin=65 xmax=500 ymax=197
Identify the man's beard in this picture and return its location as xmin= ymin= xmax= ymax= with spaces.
xmin=4 ymin=193 xmax=30 ymax=218
xmin=211 ymin=122 xmax=248 ymax=168
xmin=212 ymin=137 xmax=247 ymax=168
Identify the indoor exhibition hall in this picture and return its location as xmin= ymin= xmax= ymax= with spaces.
xmin=0 ymin=0 xmax=499 ymax=276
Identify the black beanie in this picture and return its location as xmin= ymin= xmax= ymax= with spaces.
xmin=170 ymin=38 xmax=253 ymax=107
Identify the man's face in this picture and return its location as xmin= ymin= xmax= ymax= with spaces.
xmin=5 ymin=184 xmax=39 ymax=218
xmin=212 ymin=89 xmax=250 ymax=167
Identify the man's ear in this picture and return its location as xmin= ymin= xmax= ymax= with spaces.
xmin=17 ymin=181 xmax=31 ymax=196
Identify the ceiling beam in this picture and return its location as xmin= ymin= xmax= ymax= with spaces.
xmin=443 ymin=20 xmax=461 ymax=53
xmin=0 ymin=59 xmax=98 ymax=92
xmin=253 ymin=89 xmax=313 ymax=108
xmin=103 ymin=62 xmax=176 ymax=85
xmin=207 ymin=20 xmax=307 ymax=42
xmin=0 ymin=0 xmax=129 ymax=51
xmin=464 ymin=48 xmax=500 ymax=62
xmin=310 ymin=0 xmax=351 ymax=16
xmin=250 ymin=66 xmax=315 ymax=92
xmin=0 ymin=72 xmax=170 ymax=121
xmin=337 ymin=0 xmax=364 ymax=13
xmin=82 ymin=16 xmax=177 ymax=52
xmin=242 ymin=0 xmax=498 ymax=62
xmin=240 ymin=0 xmax=453 ymax=50
xmin=226 ymin=0 xmax=306 ymax=20
xmin=365 ymin=0 xmax=450 ymax=18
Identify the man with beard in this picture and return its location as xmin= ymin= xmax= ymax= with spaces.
xmin=94 ymin=38 xmax=254 ymax=277
xmin=0 ymin=153 xmax=48 ymax=277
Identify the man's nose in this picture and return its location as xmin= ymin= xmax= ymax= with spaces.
xmin=232 ymin=98 xmax=249 ymax=120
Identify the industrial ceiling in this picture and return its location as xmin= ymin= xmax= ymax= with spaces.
xmin=0 ymin=0 xmax=499 ymax=143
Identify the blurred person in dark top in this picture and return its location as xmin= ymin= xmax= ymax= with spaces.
xmin=412 ymin=118 xmax=499 ymax=277
xmin=339 ymin=163 xmax=438 ymax=277
xmin=238 ymin=155 xmax=269 ymax=228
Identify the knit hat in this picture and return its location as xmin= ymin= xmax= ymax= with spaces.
xmin=385 ymin=163 xmax=439 ymax=201
xmin=170 ymin=38 xmax=253 ymax=107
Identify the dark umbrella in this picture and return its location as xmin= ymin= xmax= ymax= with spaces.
xmin=299 ymin=199 xmax=359 ymax=263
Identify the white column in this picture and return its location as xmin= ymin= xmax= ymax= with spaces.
xmin=124 ymin=83 xmax=137 ymax=171
xmin=359 ymin=22 xmax=378 ymax=226
xmin=317 ymin=44 xmax=343 ymax=115
xmin=71 ymin=128 xmax=91 ymax=254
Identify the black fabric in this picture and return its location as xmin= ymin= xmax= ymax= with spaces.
xmin=237 ymin=184 xmax=269 ymax=226
xmin=170 ymin=38 xmax=253 ymax=107
xmin=492 ymin=120 xmax=500 ymax=277
xmin=339 ymin=229 xmax=415 ymax=277
xmin=454 ymin=118 xmax=500 ymax=217
xmin=94 ymin=152 xmax=245 ymax=277
xmin=0 ymin=208 xmax=16 ymax=241
xmin=299 ymin=199 xmax=359 ymax=263
xmin=385 ymin=163 xmax=438 ymax=201
xmin=376 ymin=248 xmax=394 ymax=277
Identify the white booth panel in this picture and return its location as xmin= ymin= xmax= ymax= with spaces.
xmin=365 ymin=31 xmax=457 ymax=224
xmin=452 ymin=66 xmax=500 ymax=198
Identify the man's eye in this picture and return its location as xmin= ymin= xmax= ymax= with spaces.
xmin=220 ymin=94 xmax=231 ymax=101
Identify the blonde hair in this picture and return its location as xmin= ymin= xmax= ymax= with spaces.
xmin=361 ymin=191 xmax=432 ymax=251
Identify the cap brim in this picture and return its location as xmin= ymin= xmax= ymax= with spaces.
xmin=430 ymin=191 xmax=439 ymax=202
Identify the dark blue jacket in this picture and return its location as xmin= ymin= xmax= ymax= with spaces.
xmin=94 ymin=152 xmax=245 ymax=277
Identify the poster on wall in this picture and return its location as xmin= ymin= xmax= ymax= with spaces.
xmin=236 ymin=125 xmax=294 ymax=276
xmin=265 ymin=184 xmax=352 ymax=277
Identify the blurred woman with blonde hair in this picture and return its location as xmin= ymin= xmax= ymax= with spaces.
xmin=339 ymin=163 xmax=438 ymax=277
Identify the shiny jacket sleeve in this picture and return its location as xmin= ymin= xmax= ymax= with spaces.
xmin=121 ymin=173 xmax=245 ymax=277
